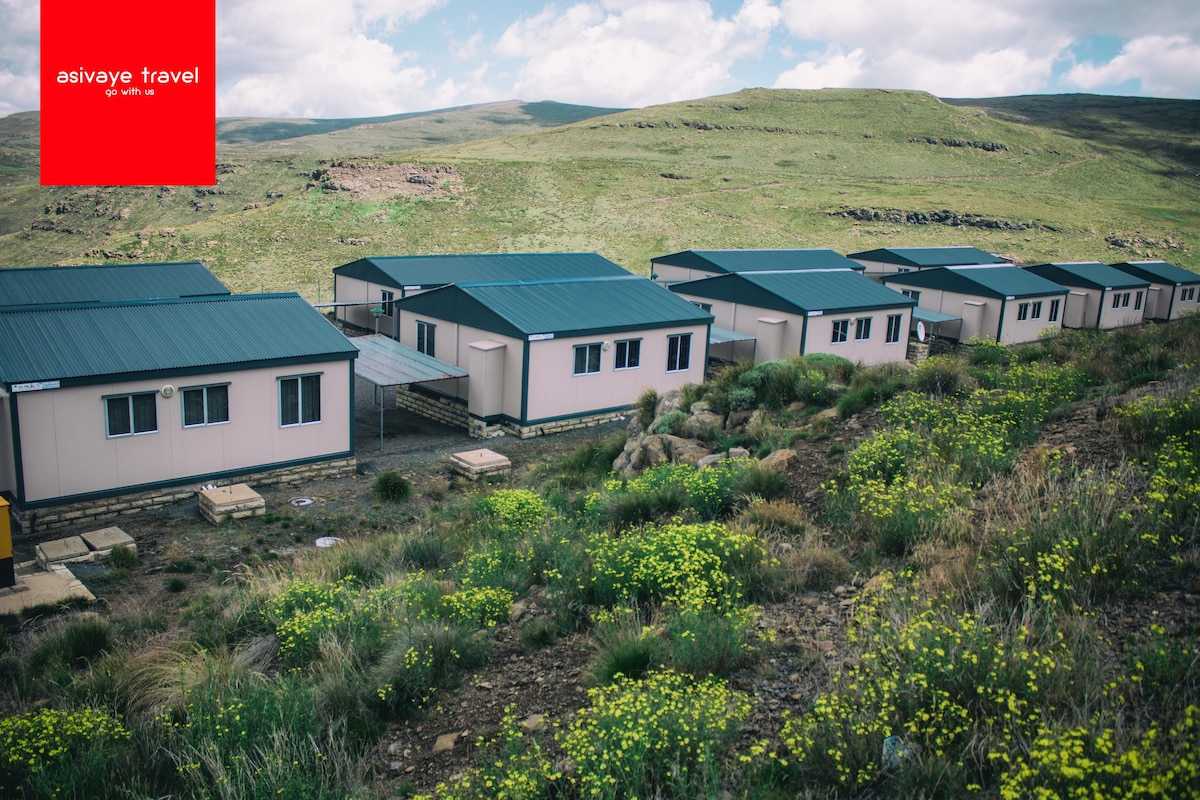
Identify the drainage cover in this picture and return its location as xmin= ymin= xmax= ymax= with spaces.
xmin=288 ymin=497 xmax=314 ymax=507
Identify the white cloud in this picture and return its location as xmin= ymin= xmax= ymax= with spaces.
xmin=0 ymin=0 xmax=39 ymax=116
xmin=773 ymin=46 xmax=864 ymax=89
xmin=495 ymin=0 xmax=780 ymax=108
xmin=215 ymin=0 xmax=456 ymax=117
xmin=1065 ymin=35 xmax=1200 ymax=98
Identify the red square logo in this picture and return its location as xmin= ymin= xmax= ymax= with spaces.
xmin=40 ymin=0 xmax=215 ymax=186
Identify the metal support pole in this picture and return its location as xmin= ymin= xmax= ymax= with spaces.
xmin=379 ymin=386 xmax=385 ymax=450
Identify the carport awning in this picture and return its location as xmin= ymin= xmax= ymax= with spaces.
xmin=710 ymin=325 xmax=756 ymax=345
xmin=912 ymin=308 xmax=961 ymax=324
xmin=351 ymin=334 xmax=468 ymax=386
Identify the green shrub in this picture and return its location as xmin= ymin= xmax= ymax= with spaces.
xmin=533 ymin=433 xmax=626 ymax=490
xmin=0 ymin=706 xmax=130 ymax=798
xmin=371 ymin=622 xmax=488 ymax=718
xmin=166 ymin=577 xmax=187 ymax=593
xmin=636 ymin=387 xmax=659 ymax=429
xmin=805 ymin=352 xmax=856 ymax=383
xmin=661 ymin=606 xmax=759 ymax=677
xmin=562 ymin=670 xmax=751 ymax=800
xmin=731 ymin=465 xmax=789 ymax=504
xmin=603 ymin=481 xmax=689 ymax=529
xmin=911 ymin=354 xmax=967 ymax=398
xmin=26 ymin=615 xmax=115 ymax=675
xmin=590 ymin=608 xmax=664 ymax=684
xmin=372 ymin=470 xmax=413 ymax=503
xmin=725 ymin=386 xmax=757 ymax=411
xmin=652 ymin=409 xmax=689 ymax=436
xmin=966 ymin=337 xmax=1012 ymax=367
xmin=107 ymin=544 xmax=139 ymax=569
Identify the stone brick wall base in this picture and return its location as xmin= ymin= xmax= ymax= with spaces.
xmin=12 ymin=458 xmax=356 ymax=539
xmin=395 ymin=386 xmax=629 ymax=440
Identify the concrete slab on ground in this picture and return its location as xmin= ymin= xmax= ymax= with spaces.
xmin=35 ymin=536 xmax=91 ymax=569
xmin=80 ymin=526 xmax=136 ymax=558
xmin=0 ymin=564 xmax=94 ymax=615
xmin=450 ymin=448 xmax=512 ymax=480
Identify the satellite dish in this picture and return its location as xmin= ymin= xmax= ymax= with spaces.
xmin=916 ymin=321 xmax=927 ymax=342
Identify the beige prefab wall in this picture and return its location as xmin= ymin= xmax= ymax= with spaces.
xmin=333 ymin=274 xmax=422 ymax=336
xmin=673 ymin=292 xmax=909 ymax=365
xmin=524 ymin=326 xmax=707 ymax=421
xmin=652 ymin=264 xmax=718 ymax=285
xmin=1142 ymin=283 xmax=1199 ymax=321
xmin=12 ymin=361 xmax=353 ymax=504
xmin=394 ymin=310 xmax=706 ymax=423
xmin=893 ymin=288 xmax=1064 ymax=344
xmin=0 ymin=392 xmax=15 ymax=496
xmin=395 ymin=310 xmax=525 ymax=420
xmin=1096 ymin=289 xmax=1147 ymax=330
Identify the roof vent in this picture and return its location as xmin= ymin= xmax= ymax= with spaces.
xmin=160 ymin=385 xmax=175 ymax=398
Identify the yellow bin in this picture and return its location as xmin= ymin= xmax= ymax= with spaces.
xmin=0 ymin=497 xmax=13 ymax=588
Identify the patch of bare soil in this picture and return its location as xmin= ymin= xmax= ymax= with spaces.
xmin=306 ymin=160 xmax=461 ymax=201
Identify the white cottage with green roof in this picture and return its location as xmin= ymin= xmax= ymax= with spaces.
xmin=0 ymin=268 xmax=358 ymax=532
xmin=1108 ymin=261 xmax=1200 ymax=321
xmin=650 ymin=249 xmax=865 ymax=285
xmin=1024 ymin=262 xmax=1149 ymax=330
xmin=847 ymin=246 xmax=1007 ymax=276
xmin=391 ymin=274 xmax=712 ymax=438
xmin=669 ymin=269 xmax=915 ymax=365
xmin=881 ymin=266 xmax=1069 ymax=344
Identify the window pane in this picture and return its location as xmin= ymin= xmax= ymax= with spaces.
xmin=587 ymin=344 xmax=601 ymax=373
xmin=574 ymin=346 xmax=588 ymax=375
xmin=280 ymin=378 xmax=299 ymax=425
xmin=301 ymin=375 xmax=321 ymax=423
xmin=132 ymin=393 xmax=157 ymax=433
xmin=183 ymin=389 xmax=205 ymax=426
xmin=208 ymin=385 xmax=229 ymax=423
xmin=107 ymin=397 xmax=131 ymax=436
xmin=627 ymin=339 xmax=640 ymax=368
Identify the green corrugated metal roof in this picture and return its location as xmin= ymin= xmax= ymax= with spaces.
xmin=651 ymin=249 xmax=864 ymax=274
xmin=882 ymin=266 xmax=1067 ymax=298
xmin=672 ymin=270 xmax=914 ymax=315
xmin=1109 ymin=261 xmax=1200 ymax=286
xmin=1026 ymin=262 xmax=1150 ymax=290
xmin=334 ymin=252 xmax=631 ymax=289
xmin=399 ymin=276 xmax=712 ymax=338
xmin=0 ymin=261 xmax=229 ymax=308
xmin=0 ymin=294 xmax=356 ymax=386
xmin=847 ymin=246 xmax=1005 ymax=268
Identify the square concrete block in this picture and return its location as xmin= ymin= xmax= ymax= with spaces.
xmin=450 ymin=448 xmax=512 ymax=480
xmin=81 ymin=526 xmax=136 ymax=559
xmin=198 ymin=483 xmax=266 ymax=525
xmin=35 ymin=536 xmax=92 ymax=569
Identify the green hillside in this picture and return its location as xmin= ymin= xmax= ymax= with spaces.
xmin=0 ymin=88 xmax=1196 ymax=298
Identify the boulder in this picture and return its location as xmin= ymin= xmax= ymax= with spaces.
xmin=728 ymin=446 xmax=752 ymax=460
xmin=725 ymin=409 xmax=752 ymax=433
xmin=759 ymin=448 xmax=798 ymax=473
xmin=661 ymin=435 xmax=713 ymax=466
xmin=683 ymin=409 xmax=725 ymax=440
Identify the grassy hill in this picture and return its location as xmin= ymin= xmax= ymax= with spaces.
xmin=0 ymin=88 xmax=1196 ymax=297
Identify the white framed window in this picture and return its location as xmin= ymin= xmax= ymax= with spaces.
xmin=1017 ymin=302 xmax=1030 ymax=321
xmin=1031 ymin=301 xmax=1043 ymax=319
xmin=855 ymin=318 xmax=872 ymax=340
xmin=106 ymin=392 xmax=157 ymax=438
xmin=666 ymin=333 xmax=691 ymax=372
xmin=574 ymin=343 xmax=601 ymax=375
xmin=901 ymin=289 xmax=921 ymax=303
xmin=381 ymin=289 xmax=395 ymax=318
xmin=280 ymin=374 xmax=321 ymax=426
xmin=885 ymin=314 xmax=903 ymax=344
xmin=831 ymin=319 xmax=849 ymax=344
xmin=183 ymin=384 xmax=230 ymax=427
xmin=1049 ymin=299 xmax=1060 ymax=322
xmin=614 ymin=339 xmax=641 ymax=370
xmin=691 ymin=301 xmax=712 ymax=312
xmin=416 ymin=321 xmax=436 ymax=357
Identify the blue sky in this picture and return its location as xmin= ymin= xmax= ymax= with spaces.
xmin=2 ymin=0 xmax=1199 ymax=118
